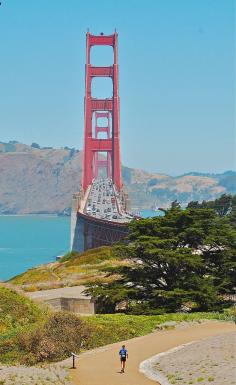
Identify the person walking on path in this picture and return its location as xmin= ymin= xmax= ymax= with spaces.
xmin=119 ymin=345 xmax=128 ymax=373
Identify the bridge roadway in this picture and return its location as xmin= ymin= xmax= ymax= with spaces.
xmin=82 ymin=178 xmax=132 ymax=224
xmin=71 ymin=178 xmax=133 ymax=252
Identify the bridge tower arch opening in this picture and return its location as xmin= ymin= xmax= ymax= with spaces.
xmin=82 ymin=32 xmax=122 ymax=192
xmin=93 ymin=111 xmax=112 ymax=179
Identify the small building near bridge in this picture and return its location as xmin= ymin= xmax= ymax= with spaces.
xmin=26 ymin=285 xmax=95 ymax=315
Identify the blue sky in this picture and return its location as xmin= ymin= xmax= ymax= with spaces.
xmin=0 ymin=0 xmax=235 ymax=175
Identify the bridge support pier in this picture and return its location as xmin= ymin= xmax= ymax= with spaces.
xmin=70 ymin=193 xmax=84 ymax=252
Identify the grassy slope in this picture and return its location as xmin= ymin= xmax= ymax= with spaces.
xmin=0 ymin=286 xmax=46 ymax=334
xmin=0 ymin=285 xmax=48 ymax=363
xmin=9 ymin=246 xmax=126 ymax=291
xmin=83 ymin=312 xmax=234 ymax=350
xmin=4 ymin=247 xmax=236 ymax=364
xmin=0 ymin=286 xmax=234 ymax=365
xmin=0 ymin=286 xmax=85 ymax=365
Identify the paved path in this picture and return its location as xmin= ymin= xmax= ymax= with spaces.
xmin=70 ymin=321 xmax=235 ymax=385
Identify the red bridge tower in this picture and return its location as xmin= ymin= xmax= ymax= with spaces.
xmin=82 ymin=32 xmax=122 ymax=192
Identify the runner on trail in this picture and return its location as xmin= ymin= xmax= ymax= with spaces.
xmin=119 ymin=345 xmax=128 ymax=373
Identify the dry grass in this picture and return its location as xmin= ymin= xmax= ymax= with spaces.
xmin=9 ymin=246 xmax=128 ymax=291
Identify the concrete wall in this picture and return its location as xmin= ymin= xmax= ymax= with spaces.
xmin=71 ymin=213 xmax=85 ymax=252
xmin=44 ymin=297 xmax=95 ymax=314
xmin=61 ymin=297 xmax=95 ymax=314
xmin=70 ymin=193 xmax=81 ymax=250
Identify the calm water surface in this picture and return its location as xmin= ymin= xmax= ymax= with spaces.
xmin=0 ymin=211 xmax=159 ymax=281
xmin=0 ymin=216 xmax=70 ymax=281
xmin=141 ymin=210 xmax=162 ymax=218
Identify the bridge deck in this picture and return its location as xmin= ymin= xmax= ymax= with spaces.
xmin=71 ymin=179 xmax=134 ymax=252
xmin=79 ymin=178 xmax=133 ymax=224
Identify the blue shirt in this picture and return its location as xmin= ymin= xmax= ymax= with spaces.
xmin=119 ymin=348 xmax=127 ymax=358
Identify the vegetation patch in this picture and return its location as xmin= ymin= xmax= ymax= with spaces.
xmin=81 ymin=312 xmax=233 ymax=350
xmin=0 ymin=286 xmax=47 ymax=334
xmin=0 ymin=287 xmax=86 ymax=365
xmin=0 ymin=286 xmax=233 ymax=366
xmin=87 ymin=201 xmax=236 ymax=314
xmin=9 ymin=246 xmax=128 ymax=291
xmin=2 ymin=196 xmax=236 ymax=367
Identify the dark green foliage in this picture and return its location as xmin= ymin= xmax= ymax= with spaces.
xmin=187 ymin=194 xmax=235 ymax=217
xmin=31 ymin=142 xmax=40 ymax=149
xmin=171 ymin=200 xmax=181 ymax=209
xmin=187 ymin=194 xmax=236 ymax=231
xmin=228 ymin=196 xmax=236 ymax=230
xmin=87 ymin=205 xmax=236 ymax=314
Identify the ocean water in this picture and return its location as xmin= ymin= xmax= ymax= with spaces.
xmin=0 ymin=216 xmax=70 ymax=281
xmin=140 ymin=210 xmax=163 ymax=218
xmin=0 ymin=211 xmax=159 ymax=281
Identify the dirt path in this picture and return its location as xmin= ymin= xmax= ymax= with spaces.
xmin=70 ymin=321 xmax=235 ymax=385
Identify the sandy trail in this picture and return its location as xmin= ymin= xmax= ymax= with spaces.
xmin=70 ymin=321 xmax=235 ymax=385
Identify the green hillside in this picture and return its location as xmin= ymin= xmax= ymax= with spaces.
xmin=0 ymin=285 xmax=85 ymax=365
xmin=0 ymin=285 xmax=45 ymax=335
xmin=0 ymin=285 xmax=234 ymax=366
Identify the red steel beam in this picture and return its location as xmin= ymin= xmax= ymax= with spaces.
xmin=90 ymin=138 xmax=112 ymax=152
xmin=95 ymin=112 xmax=110 ymax=119
xmin=89 ymin=66 xmax=113 ymax=77
xmin=91 ymin=99 xmax=113 ymax=111
xmin=88 ymin=34 xmax=115 ymax=47
xmin=95 ymin=127 xmax=110 ymax=133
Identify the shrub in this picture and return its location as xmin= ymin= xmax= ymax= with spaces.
xmin=17 ymin=312 xmax=87 ymax=364
xmin=31 ymin=142 xmax=40 ymax=149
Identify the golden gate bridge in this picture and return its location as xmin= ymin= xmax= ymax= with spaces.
xmin=71 ymin=31 xmax=134 ymax=252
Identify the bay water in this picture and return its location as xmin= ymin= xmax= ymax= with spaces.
xmin=0 ymin=210 xmax=158 ymax=281
xmin=0 ymin=216 xmax=70 ymax=281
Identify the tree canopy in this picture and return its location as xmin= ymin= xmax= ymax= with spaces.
xmin=88 ymin=201 xmax=236 ymax=314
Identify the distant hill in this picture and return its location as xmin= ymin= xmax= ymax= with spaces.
xmin=0 ymin=140 xmax=235 ymax=214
